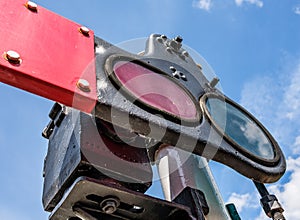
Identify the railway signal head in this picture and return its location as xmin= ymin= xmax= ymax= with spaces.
xmin=92 ymin=34 xmax=286 ymax=183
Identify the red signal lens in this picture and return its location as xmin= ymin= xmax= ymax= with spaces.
xmin=113 ymin=61 xmax=198 ymax=122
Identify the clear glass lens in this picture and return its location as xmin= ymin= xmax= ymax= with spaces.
xmin=206 ymin=97 xmax=275 ymax=160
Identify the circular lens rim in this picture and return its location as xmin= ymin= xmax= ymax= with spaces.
xmin=105 ymin=54 xmax=202 ymax=126
xmin=200 ymin=92 xmax=281 ymax=166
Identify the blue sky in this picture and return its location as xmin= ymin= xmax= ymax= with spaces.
xmin=0 ymin=0 xmax=299 ymax=219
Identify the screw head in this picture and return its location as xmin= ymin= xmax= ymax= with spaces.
xmin=26 ymin=1 xmax=38 ymax=11
xmin=169 ymin=66 xmax=176 ymax=72
xmin=79 ymin=26 xmax=90 ymax=36
xmin=166 ymin=47 xmax=172 ymax=53
xmin=4 ymin=50 xmax=21 ymax=64
xmin=77 ymin=79 xmax=90 ymax=92
xmin=182 ymin=50 xmax=189 ymax=57
xmin=161 ymin=35 xmax=167 ymax=39
xmin=197 ymin=63 xmax=203 ymax=70
xmin=156 ymin=37 xmax=163 ymax=43
xmin=175 ymin=36 xmax=183 ymax=43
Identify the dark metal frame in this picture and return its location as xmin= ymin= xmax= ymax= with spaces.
xmin=104 ymin=54 xmax=202 ymax=125
xmin=200 ymin=92 xmax=281 ymax=166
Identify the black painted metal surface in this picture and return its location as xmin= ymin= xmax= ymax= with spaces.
xmin=42 ymin=108 xmax=152 ymax=211
xmin=50 ymin=177 xmax=195 ymax=220
xmin=93 ymin=34 xmax=286 ymax=183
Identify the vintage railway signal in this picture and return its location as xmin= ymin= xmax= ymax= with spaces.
xmin=91 ymin=34 xmax=286 ymax=183
xmin=0 ymin=1 xmax=286 ymax=219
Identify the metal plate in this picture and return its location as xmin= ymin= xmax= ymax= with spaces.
xmin=50 ymin=177 xmax=195 ymax=220
xmin=0 ymin=0 xmax=96 ymax=113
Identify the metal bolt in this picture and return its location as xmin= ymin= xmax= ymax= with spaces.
xmin=169 ymin=66 xmax=176 ymax=72
xmin=166 ymin=47 xmax=172 ymax=53
xmin=77 ymin=79 xmax=90 ymax=92
xmin=100 ymin=198 xmax=119 ymax=214
xmin=102 ymin=201 xmax=117 ymax=214
xmin=156 ymin=37 xmax=163 ymax=43
xmin=79 ymin=26 xmax=90 ymax=36
xmin=4 ymin=50 xmax=21 ymax=64
xmin=179 ymin=72 xmax=186 ymax=80
xmin=182 ymin=50 xmax=189 ymax=57
xmin=26 ymin=1 xmax=38 ymax=11
xmin=175 ymin=36 xmax=183 ymax=43
xmin=161 ymin=35 xmax=167 ymax=39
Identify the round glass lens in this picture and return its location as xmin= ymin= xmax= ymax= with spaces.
xmin=113 ymin=61 xmax=198 ymax=121
xmin=205 ymin=97 xmax=275 ymax=160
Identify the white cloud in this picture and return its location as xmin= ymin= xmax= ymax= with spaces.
xmin=293 ymin=136 xmax=300 ymax=154
xmin=227 ymin=193 xmax=249 ymax=212
xmin=235 ymin=0 xmax=263 ymax=8
xmin=240 ymin=58 xmax=300 ymax=219
xmin=226 ymin=192 xmax=259 ymax=213
xmin=241 ymin=59 xmax=300 ymax=155
xmin=282 ymin=63 xmax=300 ymax=120
xmin=229 ymin=157 xmax=300 ymax=219
xmin=294 ymin=6 xmax=300 ymax=15
xmin=255 ymin=157 xmax=300 ymax=219
xmin=192 ymin=0 xmax=212 ymax=11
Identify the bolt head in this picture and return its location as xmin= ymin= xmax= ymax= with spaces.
xmin=102 ymin=202 xmax=117 ymax=214
xmin=79 ymin=26 xmax=90 ymax=36
xmin=197 ymin=63 xmax=203 ymax=70
xmin=5 ymin=50 xmax=21 ymax=64
xmin=182 ymin=50 xmax=189 ymax=57
xmin=100 ymin=198 xmax=120 ymax=214
xmin=26 ymin=1 xmax=38 ymax=11
xmin=77 ymin=79 xmax=90 ymax=92
xmin=166 ymin=47 xmax=172 ymax=53
xmin=156 ymin=37 xmax=163 ymax=43
xmin=169 ymin=66 xmax=176 ymax=72
xmin=161 ymin=35 xmax=167 ymax=39
xmin=175 ymin=36 xmax=183 ymax=43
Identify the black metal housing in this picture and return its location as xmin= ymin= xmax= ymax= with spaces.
xmin=42 ymin=108 xmax=152 ymax=211
xmin=92 ymin=34 xmax=286 ymax=183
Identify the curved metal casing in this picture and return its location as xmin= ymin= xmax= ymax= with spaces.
xmin=94 ymin=34 xmax=286 ymax=183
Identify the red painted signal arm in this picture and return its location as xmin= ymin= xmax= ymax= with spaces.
xmin=0 ymin=0 xmax=97 ymax=113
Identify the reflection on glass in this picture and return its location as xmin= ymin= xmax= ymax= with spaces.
xmin=206 ymin=98 xmax=274 ymax=160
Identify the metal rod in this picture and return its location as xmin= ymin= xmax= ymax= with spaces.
xmin=156 ymin=145 xmax=230 ymax=220
xmin=73 ymin=207 xmax=98 ymax=220
xmin=253 ymin=181 xmax=269 ymax=197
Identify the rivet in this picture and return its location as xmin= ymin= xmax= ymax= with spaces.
xmin=161 ymin=35 xmax=167 ymax=39
xmin=166 ymin=47 xmax=172 ymax=53
xmin=77 ymin=79 xmax=90 ymax=92
xmin=79 ymin=26 xmax=90 ymax=36
xmin=197 ymin=63 xmax=203 ymax=70
xmin=25 ymin=1 xmax=38 ymax=12
xmin=156 ymin=37 xmax=163 ymax=43
xmin=169 ymin=66 xmax=176 ymax=72
xmin=4 ymin=50 xmax=21 ymax=64
xmin=182 ymin=50 xmax=189 ymax=57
